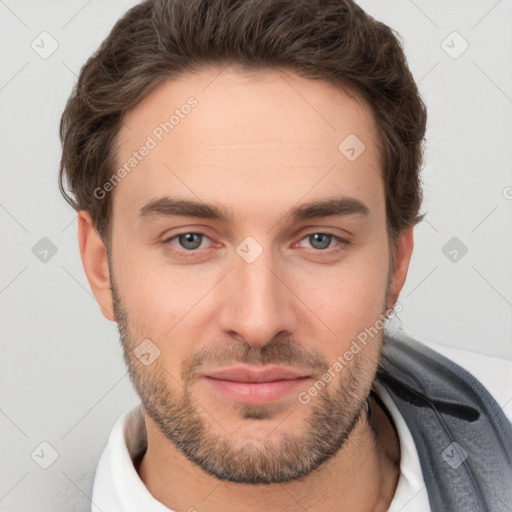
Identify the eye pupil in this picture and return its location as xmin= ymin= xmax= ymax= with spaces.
xmin=178 ymin=233 xmax=203 ymax=250
xmin=309 ymin=233 xmax=331 ymax=250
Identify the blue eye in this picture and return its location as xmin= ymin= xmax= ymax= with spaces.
xmin=307 ymin=233 xmax=333 ymax=250
xmin=166 ymin=233 xmax=210 ymax=251
xmin=299 ymin=233 xmax=344 ymax=251
xmin=178 ymin=233 xmax=203 ymax=250
xmin=163 ymin=231 xmax=347 ymax=258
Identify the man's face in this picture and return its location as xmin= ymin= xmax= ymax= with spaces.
xmin=107 ymin=66 xmax=398 ymax=483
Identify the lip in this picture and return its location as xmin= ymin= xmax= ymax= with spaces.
xmin=200 ymin=365 xmax=313 ymax=405
xmin=204 ymin=365 xmax=309 ymax=382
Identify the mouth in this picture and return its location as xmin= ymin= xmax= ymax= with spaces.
xmin=199 ymin=365 xmax=313 ymax=405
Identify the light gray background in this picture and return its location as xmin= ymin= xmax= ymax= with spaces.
xmin=0 ymin=0 xmax=511 ymax=510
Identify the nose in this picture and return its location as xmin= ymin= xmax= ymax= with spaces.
xmin=217 ymin=244 xmax=299 ymax=347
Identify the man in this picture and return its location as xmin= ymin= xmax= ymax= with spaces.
xmin=58 ymin=0 xmax=512 ymax=510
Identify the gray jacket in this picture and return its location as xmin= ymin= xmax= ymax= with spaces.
xmin=378 ymin=331 xmax=512 ymax=511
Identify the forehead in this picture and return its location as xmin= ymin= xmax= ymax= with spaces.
xmin=113 ymin=66 xmax=383 ymax=224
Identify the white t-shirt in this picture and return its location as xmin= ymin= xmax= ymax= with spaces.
xmin=91 ymin=340 xmax=512 ymax=512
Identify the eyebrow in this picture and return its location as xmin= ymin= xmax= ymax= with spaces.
xmin=138 ymin=195 xmax=370 ymax=224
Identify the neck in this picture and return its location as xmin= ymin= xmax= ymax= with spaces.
xmin=137 ymin=394 xmax=400 ymax=512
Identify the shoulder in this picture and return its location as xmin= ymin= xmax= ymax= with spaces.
xmin=419 ymin=338 xmax=512 ymax=423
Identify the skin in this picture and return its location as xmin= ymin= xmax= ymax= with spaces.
xmin=78 ymin=66 xmax=414 ymax=511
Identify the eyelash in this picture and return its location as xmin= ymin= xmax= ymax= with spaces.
xmin=162 ymin=231 xmax=349 ymax=257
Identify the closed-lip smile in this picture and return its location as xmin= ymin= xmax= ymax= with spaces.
xmin=200 ymin=365 xmax=313 ymax=405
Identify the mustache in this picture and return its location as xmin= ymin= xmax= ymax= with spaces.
xmin=181 ymin=336 xmax=330 ymax=383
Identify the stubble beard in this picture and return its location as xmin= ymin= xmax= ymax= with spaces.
xmin=111 ymin=278 xmax=385 ymax=484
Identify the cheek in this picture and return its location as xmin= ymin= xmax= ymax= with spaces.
xmin=304 ymin=274 xmax=386 ymax=337
xmin=112 ymin=233 xmax=191 ymax=324
xmin=289 ymin=241 xmax=390 ymax=347
xmin=111 ymin=243 xmax=219 ymax=369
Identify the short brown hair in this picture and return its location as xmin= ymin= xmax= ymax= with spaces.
xmin=59 ymin=0 xmax=427 ymax=246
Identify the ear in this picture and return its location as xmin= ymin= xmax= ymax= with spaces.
xmin=77 ymin=211 xmax=115 ymax=322
xmin=387 ymin=226 xmax=414 ymax=309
